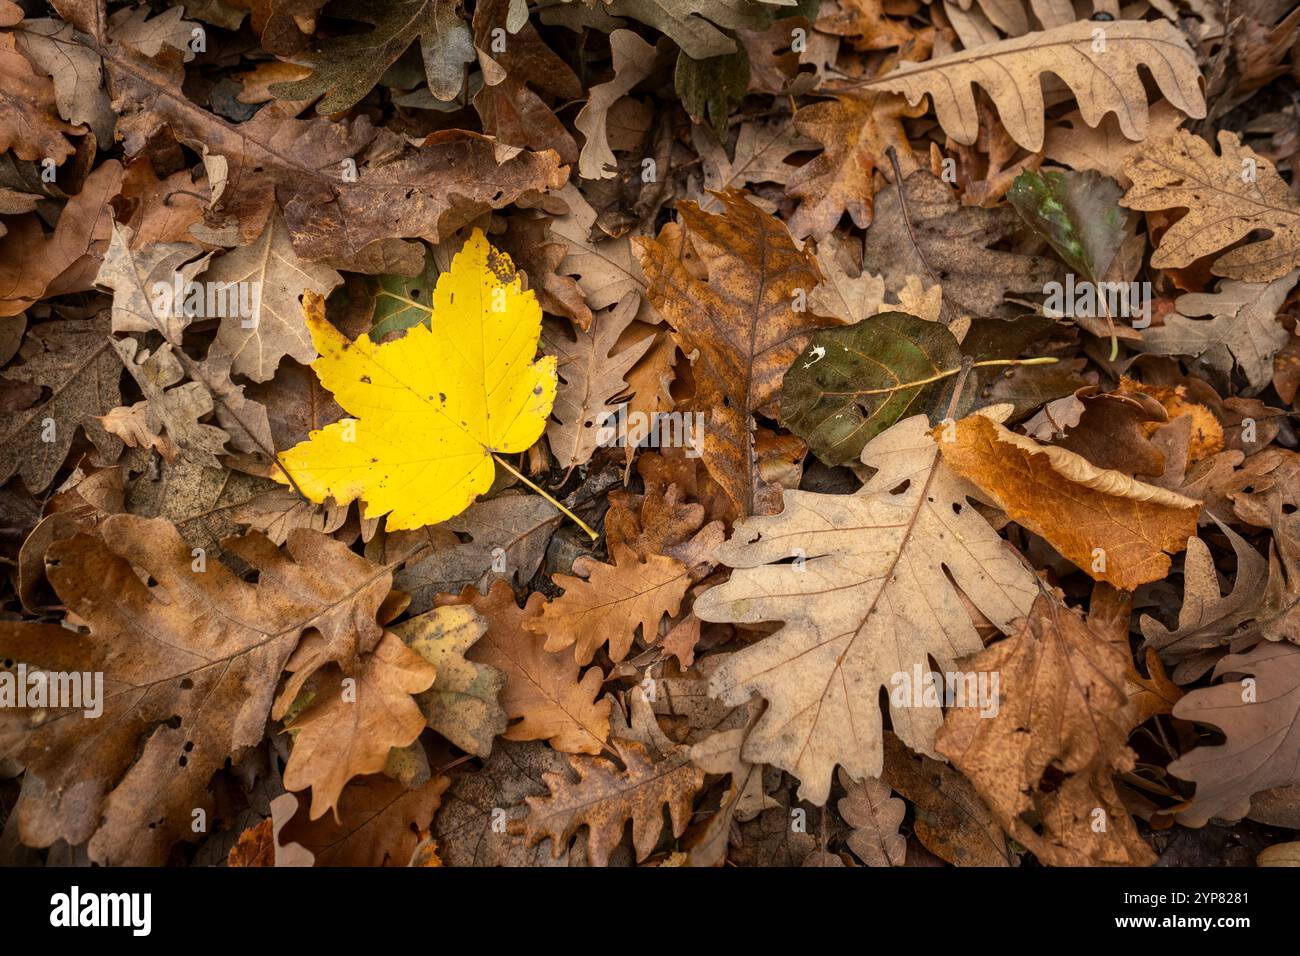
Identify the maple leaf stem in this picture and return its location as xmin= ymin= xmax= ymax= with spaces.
xmin=491 ymin=453 xmax=599 ymax=541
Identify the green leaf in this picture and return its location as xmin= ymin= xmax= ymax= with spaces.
xmin=269 ymin=0 xmax=475 ymax=112
xmin=370 ymin=253 xmax=441 ymax=339
xmin=1007 ymin=168 xmax=1127 ymax=284
xmin=675 ymin=48 xmax=750 ymax=140
xmin=781 ymin=312 xmax=961 ymax=466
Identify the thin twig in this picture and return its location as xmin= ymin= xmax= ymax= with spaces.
xmin=885 ymin=145 xmax=951 ymax=321
xmin=944 ymin=355 xmax=977 ymax=422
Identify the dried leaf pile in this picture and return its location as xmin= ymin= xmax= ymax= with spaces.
xmin=2 ymin=0 xmax=1300 ymax=869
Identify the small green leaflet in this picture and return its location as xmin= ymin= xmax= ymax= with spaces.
xmin=1007 ymin=168 xmax=1131 ymax=357
xmin=676 ymin=49 xmax=750 ymax=139
xmin=369 ymin=255 xmax=442 ymax=339
xmin=1007 ymin=168 xmax=1127 ymax=284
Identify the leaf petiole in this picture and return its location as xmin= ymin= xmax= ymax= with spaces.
xmin=820 ymin=355 xmax=1060 ymax=398
xmin=491 ymin=452 xmax=599 ymax=541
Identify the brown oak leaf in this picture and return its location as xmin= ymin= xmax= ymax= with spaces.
xmin=0 ymin=516 xmax=392 ymax=864
xmin=279 ymin=632 xmax=436 ymax=820
xmin=528 ymin=543 xmax=691 ymax=666
xmin=438 ymin=582 xmax=612 ymax=755
xmin=521 ymin=737 xmax=703 ymax=866
xmin=634 ymin=190 xmax=834 ymax=515
xmin=935 ymin=592 xmax=1158 ymax=866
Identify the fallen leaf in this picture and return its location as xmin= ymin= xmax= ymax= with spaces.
xmin=0 ymin=315 xmax=123 ymax=493
xmin=0 ymin=32 xmax=80 ymax=163
xmin=1138 ymin=270 xmax=1299 ymax=395
xmin=205 ymin=214 xmax=343 ymax=383
xmin=497 ymin=214 xmax=592 ymax=328
xmin=880 ymin=731 xmax=1012 ymax=866
xmin=0 ymin=516 xmax=392 ymax=864
xmin=1123 ymin=130 xmax=1300 ymax=281
xmin=395 ymin=603 xmax=509 ymax=758
xmin=1007 ymin=168 xmax=1128 ymax=298
xmin=1169 ymin=641 xmax=1300 ymax=826
xmin=528 ymin=543 xmax=691 ymax=666
xmin=227 ymin=818 xmax=275 ymax=867
xmin=694 ymin=118 xmax=814 ymax=195
xmin=862 ymin=170 xmax=1058 ymax=321
xmin=1051 ymin=385 xmax=1170 ymax=477
xmin=781 ymin=311 xmax=962 ymax=466
xmin=13 ymin=16 xmax=115 ymax=142
xmin=935 ymin=591 xmax=1157 ymax=865
xmin=786 ymin=93 xmax=921 ymax=240
xmin=0 ymin=160 xmax=124 ymax=318
xmin=100 ymin=35 xmax=566 ymax=260
xmin=693 ymin=414 xmax=1038 ymax=803
xmin=433 ymin=739 xmax=604 ymax=866
xmin=275 ymin=230 xmax=557 ymax=530
xmin=1043 ymin=102 xmax=1187 ymax=184
xmin=864 ymin=19 xmax=1205 ymax=152
xmin=634 ymin=190 xmax=833 ymax=515
xmin=280 ymin=632 xmax=436 ymax=820
xmin=1257 ymin=842 xmax=1300 ymax=867
xmin=934 ymin=412 xmax=1200 ymax=590
xmin=604 ymin=480 xmax=724 ymax=577
xmin=439 ymin=582 xmax=612 ymax=755
xmin=807 ymin=233 xmax=886 ymax=324
xmin=521 ymin=737 xmax=704 ymax=866
xmin=544 ymin=293 xmax=654 ymax=470
xmin=837 ymin=771 xmax=906 ymax=866
xmin=393 ymin=494 xmax=560 ymax=612
xmin=575 ymin=30 xmax=658 ymax=180
xmin=598 ymin=0 xmax=760 ymax=60
xmin=1090 ymin=583 xmax=1183 ymax=725
xmin=1140 ymin=521 xmax=1269 ymax=665
xmin=110 ymin=339 xmax=230 ymax=469
xmin=274 ymin=776 xmax=450 ymax=866
xmin=268 ymin=0 xmax=474 ymax=109
xmin=549 ymin=183 xmax=648 ymax=319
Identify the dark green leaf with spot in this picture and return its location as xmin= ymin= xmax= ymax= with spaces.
xmin=782 ymin=311 xmax=961 ymax=466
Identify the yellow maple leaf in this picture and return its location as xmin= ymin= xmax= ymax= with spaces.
xmin=274 ymin=229 xmax=560 ymax=531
